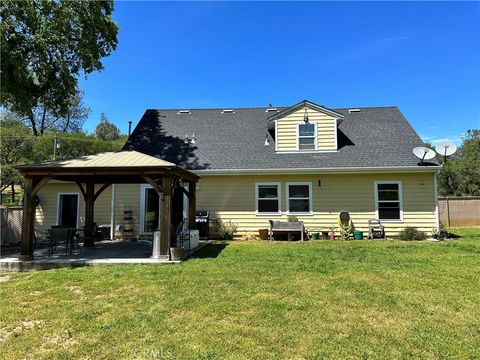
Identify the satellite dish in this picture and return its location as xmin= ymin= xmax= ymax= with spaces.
xmin=413 ymin=147 xmax=436 ymax=164
xmin=435 ymin=141 xmax=457 ymax=157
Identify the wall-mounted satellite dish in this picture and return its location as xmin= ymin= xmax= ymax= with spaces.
xmin=435 ymin=141 xmax=457 ymax=157
xmin=413 ymin=146 xmax=436 ymax=164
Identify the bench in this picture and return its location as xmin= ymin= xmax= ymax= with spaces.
xmin=269 ymin=220 xmax=305 ymax=241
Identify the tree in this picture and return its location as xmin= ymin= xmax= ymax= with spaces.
xmin=26 ymin=90 xmax=91 ymax=135
xmin=95 ymin=113 xmax=120 ymax=141
xmin=436 ymin=130 xmax=480 ymax=197
xmin=0 ymin=0 xmax=118 ymax=135
xmin=0 ymin=112 xmax=33 ymax=203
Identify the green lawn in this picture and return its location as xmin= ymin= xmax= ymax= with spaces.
xmin=1 ymin=228 xmax=479 ymax=360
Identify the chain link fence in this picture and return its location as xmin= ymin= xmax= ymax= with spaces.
xmin=438 ymin=197 xmax=480 ymax=226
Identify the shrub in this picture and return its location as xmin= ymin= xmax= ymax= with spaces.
xmin=399 ymin=226 xmax=426 ymax=241
xmin=287 ymin=215 xmax=299 ymax=222
xmin=215 ymin=220 xmax=238 ymax=240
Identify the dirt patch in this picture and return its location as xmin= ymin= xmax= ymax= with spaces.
xmin=0 ymin=275 xmax=12 ymax=282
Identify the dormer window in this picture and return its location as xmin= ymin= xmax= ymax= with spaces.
xmin=298 ymin=123 xmax=316 ymax=150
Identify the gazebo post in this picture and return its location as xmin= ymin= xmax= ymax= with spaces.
xmin=20 ymin=176 xmax=36 ymax=260
xmin=188 ymin=181 xmax=196 ymax=230
xmin=159 ymin=175 xmax=173 ymax=259
xmin=84 ymin=181 xmax=95 ymax=247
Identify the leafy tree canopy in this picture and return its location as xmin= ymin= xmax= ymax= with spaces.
xmin=95 ymin=113 xmax=120 ymax=141
xmin=0 ymin=0 xmax=118 ymax=135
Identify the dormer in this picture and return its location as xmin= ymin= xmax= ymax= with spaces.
xmin=268 ymin=100 xmax=344 ymax=153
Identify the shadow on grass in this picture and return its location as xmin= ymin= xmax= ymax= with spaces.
xmin=192 ymin=243 xmax=229 ymax=259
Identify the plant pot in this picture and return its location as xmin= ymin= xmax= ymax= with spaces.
xmin=258 ymin=228 xmax=269 ymax=240
xmin=311 ymin=232 xmax=320 ymax=240
xmin=329 ymin=232 xmax=335 ymax=240
xmin=353 ymin=231 xmax=363 ymax=240
xmin=170 ymin=247 xmax=184 ymax=261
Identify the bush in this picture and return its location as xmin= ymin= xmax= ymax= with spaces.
xmin=215 ymin=220 xmax=238 ymax=240
xmin=287 ymin=215 xmax=299 ymax=222
xmin=399 ymin=226 xmax=426 ymax=241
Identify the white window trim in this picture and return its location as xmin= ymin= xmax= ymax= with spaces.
xmin=274 ymin=120 xmax=278 ymax=152
xmin=56 ymin=192 xmax=80 ymax=228
xmin=255 ymin=182 xmax=282 ymax=216
xmin=286 ymin=182 xmax=313 ymax=215
xmin=374 ymin=180 xmax=404 ymax=222
xmin=296 ymin=122 xmax=317 ymax=151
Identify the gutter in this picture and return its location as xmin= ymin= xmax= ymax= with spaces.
xmin=192 ymin=166 xmax=441 ymax=176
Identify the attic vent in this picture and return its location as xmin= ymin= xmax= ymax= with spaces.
xmin=177 ymin=110 xmax=191 ymax=114
xmin=265 ymin=108 xmax=278 ymax=112
xmin=221 ymin=109 xmax=235 ymax=114
xmin=348 ymin=109 xmax=361 ymax=113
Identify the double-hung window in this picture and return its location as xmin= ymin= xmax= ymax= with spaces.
xmin=374 ymin=181 xmax=403 ymax=221
xmin=286 ymin=182 xmax=312 ymax=214
xmin=298 ymin=123 xmax=316 ymax=150
xmin=256 ymin=183 xmax=281 ymax=215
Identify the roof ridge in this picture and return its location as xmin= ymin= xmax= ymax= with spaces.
xmin=146 ymin=105 xmax=399 ymax=112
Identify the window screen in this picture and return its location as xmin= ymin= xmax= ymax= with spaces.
xmin=298 ymin=123 xmax=315 ymax=150
xmin=376 ymin=183 xmax=401 ymax=220
xmin=287 ymin=184 xmax=311 ymax=213
xmin=257 ymin=184 xmax=280 ymax=213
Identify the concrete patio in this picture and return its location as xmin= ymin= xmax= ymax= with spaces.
xmin=0 ymin=239 xmax=210 ymax=272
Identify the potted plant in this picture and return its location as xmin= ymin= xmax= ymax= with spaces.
xmin=258 ymin=228 xmax=269 ymax=240
xmin=329 ymin=225 xmax=336 ymax=240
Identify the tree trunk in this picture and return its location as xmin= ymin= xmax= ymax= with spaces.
xmin=27 ymin=111 xmax=39 ymax=136
xmin=11 ymin=184 xmax=15 ymax=203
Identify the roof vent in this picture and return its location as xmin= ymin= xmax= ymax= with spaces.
xmin=348 ymin=109 xmax=361 ymax=113
xmin=221 ymin=109 xmax=235 ymax=114
xmin=265 ymin=108 xmax=278 ymax=112
xmin=177 ymin=110 xmax=191 ymax=114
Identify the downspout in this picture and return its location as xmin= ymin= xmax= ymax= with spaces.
xmin=433 ymin=170 xmax=440 ymax=229
xmin=110 ymin=184 xmax=116 ymax=240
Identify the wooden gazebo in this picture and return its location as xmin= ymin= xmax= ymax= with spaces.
xmin=17 ymin=151 xmax=199 ymax=261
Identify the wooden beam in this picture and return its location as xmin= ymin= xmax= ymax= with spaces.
xmin=76 ymin=182 xmax=87 ymax=200
xmin=30 ymin=175 xmax=53 ymax=198
xmin=84 ymin=182 xmax=95 ymax=247
xmin=20 ymin=176 xmax=36 ymax=260
xmin=94 ymin=183 xmax=111 ymax=202
xmin=142 ymin=176 xmax=163 ymax=195
xmin=159 ymin=175 xmax=173 ymax=258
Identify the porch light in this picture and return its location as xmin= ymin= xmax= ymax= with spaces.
xmin=191 ymin=134 xmax=196 ymax=144
xmin=184 ymin=134 xmax=189 ymax=144
xmin=304 ymin=107 xmax=309 ymax=123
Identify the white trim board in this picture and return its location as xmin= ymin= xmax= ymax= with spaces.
xmin=286 ymin=182 xmax=313 ymax=216
xmin=56 ymin=192 xmax=80 ymax=228
xmin=255 ymin=182 xmax=282 ymax=216
xmin=374 ymin=180 xmax=404 ymax=223
xmin=194 ymin=166 xmax=441 ymax=176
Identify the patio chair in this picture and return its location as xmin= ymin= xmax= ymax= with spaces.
xmin=368 ymin=219 xmax=385 ymax=240
xmin=34 ymin=230 xmax=55 ymax=258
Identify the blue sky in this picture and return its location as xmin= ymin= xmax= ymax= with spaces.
xmin=79 ymin=1 xmax=480 ymax=145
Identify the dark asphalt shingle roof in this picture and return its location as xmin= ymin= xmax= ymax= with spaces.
xmin=124 ymin=105 xmax=436 ymax=170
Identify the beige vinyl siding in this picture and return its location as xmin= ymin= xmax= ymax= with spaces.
xmin=197 ymin=173 xmax=437 ymax=236
xmin=112 ymin=184 xmax=141 ymax=237
xmin=35 ymin=172 xmax=438 ymax=238
xmin=35 ymin=182 xmax=112 ymax=232
xmin=276 ymin=107 xmax=337 ymax=151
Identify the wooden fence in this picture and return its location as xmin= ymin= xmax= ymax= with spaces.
xmin=0 ymin=206 xmax=23 ymax=246
xmin=438 ymin=197 xmax=480 ymax=227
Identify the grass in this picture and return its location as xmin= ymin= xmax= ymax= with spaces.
xmin=1 ymin=227 xmax=479 ymax=359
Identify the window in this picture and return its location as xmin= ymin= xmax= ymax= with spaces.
xmin=298 ymin=123 xmax=316 ymax=150
xmin=286 ymin=182 xmax=312 ymax=214
xmin=255 ymin=183 xmax=281 ymax=214
xmin=375 ymin=181 xmax=403 ymax=221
